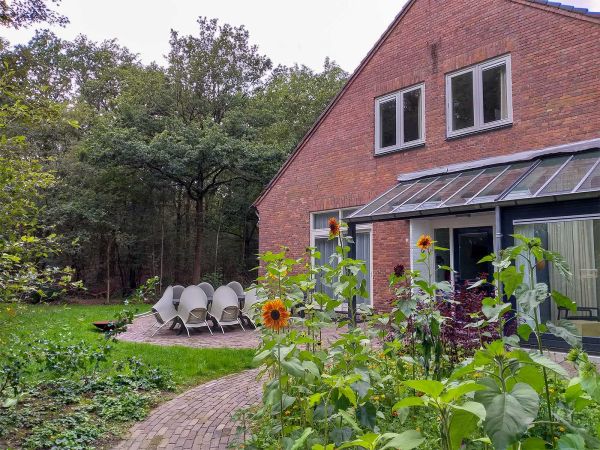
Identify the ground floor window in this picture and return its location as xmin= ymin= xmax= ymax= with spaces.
xmin=514 ymin=217 xmax=600 ymax=337
xmin=311 ymin=208 xmax=371 ymax=305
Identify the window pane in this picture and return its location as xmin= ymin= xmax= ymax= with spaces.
xmin=482 ymin=64 xmax=508 ymax=123
xmin=470 ymin=162 xmax=532 ymax=203
xmin=313 ymin=212 xmax=338 ymax=229
xmin=444 ymin=167 xmax=504 ymax=206
xmin=515 ymin=220 xmax=600 ymax=337
xmin=379 ymin=98 xmax=396 ymax=148
xmin=314 ymin=237 xmax=336 ymax=298
xmin=434 ymin=228 xmax=451 ymax=283
xmin=341 ymin=208 xmax=359 ymax=219
xmin=356 ymin=232 xmax=371 ymax=305
xmin=403 ymin=88 xmax=422 ymax=143
xmin=541 ymin=151 xmax=600 ymax=195
xmin=394 ymin=176 xmax=451 ymax=212
xmin=451 ymin=71 xmax=474 ymax=131
xmin=353 ymin=183 xmax=412 ymax=217
xmin=504 ymin=156 xmax=570 ymax=200
xmin=577 ymin=162 xmax=600 ymax=192
xmin=374 ymin=179 xmax=435 ymax=215
xmin=417 ymin=171 xmax=480 ymax=210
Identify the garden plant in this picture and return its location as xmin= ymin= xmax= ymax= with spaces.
xmin=241 ymin=218 xmax=600 ymax=450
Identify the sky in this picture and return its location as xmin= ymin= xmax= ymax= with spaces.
xmin=2 ymin=0 xmax=599 ymax=72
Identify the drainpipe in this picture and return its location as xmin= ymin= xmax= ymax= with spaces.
xmin=494 ymin=206 xmax=503 ymax=298
xmin=348 ymin=222 xmax=357 ymax=327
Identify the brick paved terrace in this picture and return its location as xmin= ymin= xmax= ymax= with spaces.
xmin=118 ymin=314 xmax=364 ymax=349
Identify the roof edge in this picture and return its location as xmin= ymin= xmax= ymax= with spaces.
xmin=513 ymin=0 xmax=600 ymax=23
xmin=397 ymin=137 xmax=600 ymax=182
xmin=252 ymin=0 xmax=418 ymax=208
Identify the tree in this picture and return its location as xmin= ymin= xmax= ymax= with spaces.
xmin=0 ymin=0 xmax=67 ymax=29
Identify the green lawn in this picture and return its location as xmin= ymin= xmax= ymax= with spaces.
xmin=0 ymin=303 xmax=255 ymax=389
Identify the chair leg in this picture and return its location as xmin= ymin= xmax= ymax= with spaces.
xmin=218 ymin=322 xmax=225 ymax=334
xmin=205 ymin=321 xmax=214 ymax=336
xmin=182 ymin=323 xmax=190 ymax=337
xmin=238 ymin=319 xmax=246 ymax=331
xmin=151 ymin=321 xmax=170 ymax=337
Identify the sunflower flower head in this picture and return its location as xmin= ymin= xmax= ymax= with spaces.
xmin=328 ymin=217 xmax=340 ymax=237
xmin=416 ymin=234 xmax=433 ymax=251
xmin=261 ymin=298 xmax=290 ymax=331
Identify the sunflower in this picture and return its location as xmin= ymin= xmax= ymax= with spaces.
xmin=328 ymin=217 xmax=340 ymax=237
xmin=416 ymin=234 xmax=433 ymax=251
xmin=262 ymin=299 xmax=290 ymax=331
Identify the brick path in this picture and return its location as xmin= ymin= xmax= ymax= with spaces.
xmin=113 ymin=368 xmax=261 ymax=450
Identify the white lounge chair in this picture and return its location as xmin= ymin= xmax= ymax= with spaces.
xmin=197 ymin=282 xmax=215 ymax=307
xmin=151 ymin=286 xmax=179 ymax=336
xmin=211 ymin=286 xmax=245 ymax=334
xmin=241 ymin=288 xmax=260 ymax=327
xmin=172 ymin=285 xmax=185 ymax=305
xmin=227 ymin=281 xmax=245 ymax=301
xmin=178 ymin=286 xmax=213 ymax=337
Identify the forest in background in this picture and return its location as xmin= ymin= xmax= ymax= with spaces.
xmin=0 ymin=1 xmax=348 ymax=300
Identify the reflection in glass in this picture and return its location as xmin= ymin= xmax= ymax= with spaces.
xmin=576 ymin=160 xmax=600 ymax=193
xmin=504 ymin=156 xmax=570 ymax=199
xmin=482 ymin=64 xmax=508 ymax=123
xmin=540 ymin=151 xmax=600 ymax=195
xmin=470 ymin=162 xmax=532 ymax=203
xmin=451 ymin=72 xmax=474 ymax=131
xmin=403 ymin=88 xmax=422 ymax=143
xmin=379 ymin=98 xmax=396 ymax=148
xmin=444 ymin=167 xmax=504 ymax=206
xmin=515 ymin=220 xmax=600 ymax=336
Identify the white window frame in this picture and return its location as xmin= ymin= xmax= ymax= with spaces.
xmin=310 ymin=208 xmax=373 ymax=306
xmin=446 ymin=54 xmax=513 ymax=138
xmin=374 ymin=83 xmax=425 ymax=155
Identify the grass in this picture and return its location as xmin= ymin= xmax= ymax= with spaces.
xmin=0 ymin=303 xmax=255 ymax=389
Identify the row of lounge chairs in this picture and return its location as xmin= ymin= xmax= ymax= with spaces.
xmin=148 ymin=281 xmax=259 ymax=337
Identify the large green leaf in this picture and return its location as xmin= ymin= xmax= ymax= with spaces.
xmin=449 ymin=408 xmax=479 ymax=450
xmin=551 ymin=290 xmax=577 ymax=312
xmin=380 ymin=430 xmax=425 ymax=450
xmin=404 ymin=379 xmax=444 ymax=398
xmin=475 ymin=382 xmax=540 ymax=450
xmin=530 ymin=353 xmax=568 ymax=377
xmin=392 ymin=396 xmax=426 ymax=411
xmin=557 ymin=434 xmax=586 ymax=450
xmin=546 ymin=321 xmax=582 ymax=347
xmin=442 ymin=381 xmax=487 ymax=403
xmin=521 ymin=437 xmax=547 ymax=449
xmin=290 ymin=428 xmax=314 ymax=450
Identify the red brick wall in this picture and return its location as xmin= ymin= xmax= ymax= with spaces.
xmin=256 ymin=0 xmax=600 ymax=310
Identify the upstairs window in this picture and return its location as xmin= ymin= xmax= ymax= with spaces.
xmin=446 ymin=55 xmax=512 ymax=138
xmin=375 ymin=84 xmax=424 ymax=154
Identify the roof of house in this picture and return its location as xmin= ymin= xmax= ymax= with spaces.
xmin=252 ymin=0 xmax=600 ymax=208
xmin=348 ymin=139 xmax=600 ymax=224
xmin=526 ymin=0 xmax=600 ymax=17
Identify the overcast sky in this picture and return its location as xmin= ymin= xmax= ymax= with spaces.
xmin=2 ymin=0 xmax=599 ymax=72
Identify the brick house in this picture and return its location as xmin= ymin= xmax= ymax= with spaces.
xmin=254 ymin=0 xmax=600 ymax=345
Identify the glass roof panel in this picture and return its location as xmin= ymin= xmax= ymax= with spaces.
xmin=416 ymin=171 xmax=479 ymax=210
xmin=469 ymin=162 xmax=533 ymax=204
xmin=443 ymin=166 xmax=505 ymax=206
xmin=350 ymin=183 xmax=413 ymax=217
xmin=393 ymin=175 xmax=458 ymax=212
xmin=539 ymin=150 xmax=600 ymax=196
xmin=373 ymin=178 xmax=436 ymax=216
xmin=577 ymin=160 xmax=600 ymax=192
xmin=503 ymin=156 xmax=570 ymax=200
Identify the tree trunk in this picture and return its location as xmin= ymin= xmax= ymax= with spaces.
xmin=159 ymin=205 xmax=164 ymax=293
xmin=174 ymin=190 xmax=183 ymax=281
xmin=192 ymin=197 xmax=204 ymax=283
xmin=106 ymin=235 xmax=111 ymax=304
